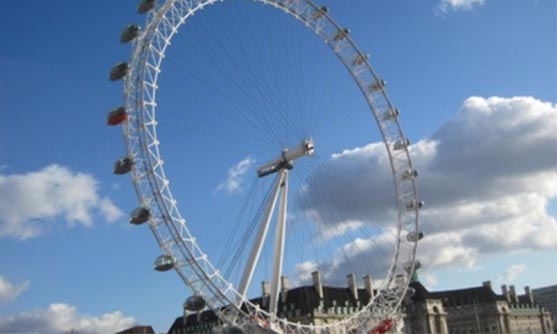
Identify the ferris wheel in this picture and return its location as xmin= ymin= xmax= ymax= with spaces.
xmin=108 ymin=0 xmax=423 ymax=333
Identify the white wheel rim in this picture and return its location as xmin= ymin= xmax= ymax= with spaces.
xmin=121 ymin=0 xmax=420 ymax=333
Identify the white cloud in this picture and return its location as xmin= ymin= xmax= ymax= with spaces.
xmin=421 ymin=272 xmax=439 ymax=288
xmin=217 ymin=157 xmax=256 ymax=194
xmin=297 ymin=96 xmax=557 ymax=280
xmin=99 ymin=197 xmax=124 ymax=223
xmin=316 ymin=220 xmax=363 ymax=242
xmin=499 ymin=263 xmax=526 ymax=283
xmin=0 ymin=303 xmax=136 ymax=333
xmin=0 ymin=165 xmax=124 ymax=239
xmin=436 ymin=0 xmax=485 ymax=14
xmin=0 ymin=276 xmax=29 ymax=305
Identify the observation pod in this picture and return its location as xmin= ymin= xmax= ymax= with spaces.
xmin=393 ymin=138 xmax=410 ymax=150
xmin=120 ymin=24 xmax=141 ymax=44
xmin=404 ymin=260 xmax=422 ymax=273
xmin=107 ymin=107 xmax=128 ymax=126
xmin=403 ymin=286 xmax=416 ymax=305
xmin=154 ymin=254 xmax=176 ymax=272
xmin=333 ymin=28 xmax=350 ymax=42
xmin=114 ymin=156 xmax=133 ymax=175
xmin=109 ymin=62 xmax=129 ymax=81
xmin=352 ymin=53 xmax=370 ymax=66
xmin=405 ymin=199 xmax=424 ymax=211
xmin=369 ymin=319 xmax=394 ymax=334
xmin=129 ymin=207 xmax=150 ymax=225
xmin=402 ymin=168 xmax=418 ymax=180
xmin=382 ymin=108 xmax=399 ymax=121
xmin=369 ymin=80 xmax=386 ymax=93
xmin=406 ymin=231 xmax=424 ymax=242
xmin=405 ymin=286 xmax=416 ymax=298
xmin=184 ymin=295 xmax=206 ymax=312
xmin=311 ymin=6 xmax=328 ymax=20
xmin=137 ymin=0 xmax=156 ymax=14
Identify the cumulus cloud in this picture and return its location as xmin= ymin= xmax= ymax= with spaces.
xmin=499 ymin=263 xmax=526 ymax=283
xmin=436 ymin=0 xmax=485 ymax=14
xmin=421 ymin=272 xmax=439 ymax=288
xmin=217 ymin=157 xmax=256 ymax=194
xmin=0 ymin=276 xmax=29 ymax=305
xmin=297 ymin=96 xmax=557 ymax=280
xmin=0 ymin=165 xmax=124 ymax=240
xmin=0 ymin=303 xmax=135 ymax=333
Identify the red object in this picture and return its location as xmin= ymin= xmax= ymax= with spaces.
xmin=107 ymin=108 xmax=128 ymax=125
xmin=369 ymin=319 xmax=394 ymax=334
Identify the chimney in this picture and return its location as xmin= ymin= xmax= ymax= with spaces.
xmin=280 ymin=276 xmax=290 ymax=303
xmin=482 ymin=281 xmax=492 ymax=290
xmin=363 ymin=275 xmax=375 ymax=299
xmin=261 ymin=281 xmax=270 ymax=308
xmin=501 ymin=285 xmax=511 ymax=302
xmin=312 ymin=271 xmax=324 ymax=299
xmin=347 ymin=273 xmax=358 ymax=300
xmin=509 ymin=285 xmax=519 ymax=303
xmin=262 ymin=281 xmax=270 ymax=296
xmin=524 ymin=286 xmax=534 ymax=304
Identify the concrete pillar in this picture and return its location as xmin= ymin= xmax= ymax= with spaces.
xmin=280 ymin=276 xmax=290 ymax=303
xmin=347 ymin=273 xmax=358 ymax=300
xmin=363 ymin=275 xmax=375 ymax=299
xmin=312 ymin=271 xmax=323 ymax=299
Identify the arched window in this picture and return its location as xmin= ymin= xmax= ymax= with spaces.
xmin=432 ymin=306 xmax=444 ymax=334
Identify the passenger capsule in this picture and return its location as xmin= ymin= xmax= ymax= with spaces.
xmin=406 ymin=286 xmax=416 ymax=298
xmin=184 ymin=295 xmax=206 ymax=312
xmin=107 ymin=107 xmax=128 ymax=126
xmin=129 ymin=207 xmax=150 ymax=225
xmin=109 ymin=62 xmax=129 ymax=81
xmin=332 ymin=28 xmax=350 ymax=42
xmin=403 ymin=286 xmax=416 ymax=305
xmin=382 ymin=108 xmax=399 ymax=121
xmin=137 ymin=0 xmax=156 ymax=14
xmin=120 ymin=24 xmax=141 ymax=44
xmin=406 ymin=231 xmax=424 ymax=242
xmin=369 ymin=80 xmax=386 ymax=93
xmin=113 ymin=156 xmax=133 ymax=175
xmin=154 ymin=254 xmax=176 ymax=272
xmin=405 ymin=199 xmax=424 ymax=211
xmin=393 ymin=138 xmax=410 ymax=151
xmin=404 ymin=260 xmax=421 ymax=273
xmin=352 ymin=53 xmax=369 ymax=66
xmin=402 ymin=168 xmax=418 ymax=180
xmin=311 ymin=6 xmax=328 ymax=20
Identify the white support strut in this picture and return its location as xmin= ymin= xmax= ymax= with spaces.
xmin=237 ymin=140 xmax=313 ymax=310
xmin=237 ymin=170 xmax=285 ymax=306
xmin=270 ymin=170 xmax=289 ymax=315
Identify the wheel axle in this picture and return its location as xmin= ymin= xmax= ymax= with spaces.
xmin=256 ymin=139 xmax=314 ymax=177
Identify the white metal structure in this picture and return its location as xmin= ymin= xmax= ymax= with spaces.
xmin=113 ymin=1 xmax=423 ymax=333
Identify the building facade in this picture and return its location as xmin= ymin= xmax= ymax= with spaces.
xmin=168 ymin=274 xmax=553 ymax=334
xmin=532 ymin=285 xmax=557 ymax=334
xmin=410 ymin=281 xmax=553 ymax=334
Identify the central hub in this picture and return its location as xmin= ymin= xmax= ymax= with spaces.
xmin=257 ymin=139 xmax=315 ymax=178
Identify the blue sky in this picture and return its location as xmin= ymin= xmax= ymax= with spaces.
xmin=0 ymin=0 xmax=556 ymax=332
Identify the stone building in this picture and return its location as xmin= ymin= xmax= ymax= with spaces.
xmin=404 ymin=281 xmax=448 ymax=334
xmin=169 ymin=272 xmax=381 ymax=334
xmin=532 ymin=285 xmax=557 ymax=334
xmin=167 ymin=274 xmax=553 ymax=334
xmin=409 ymin=281 xmax=553 ymax=334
